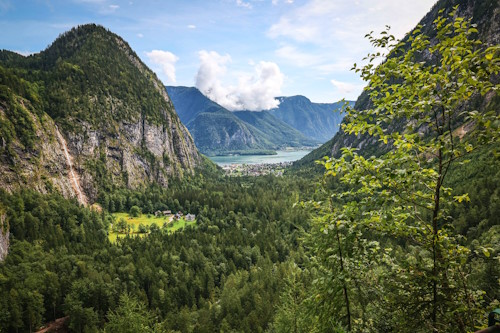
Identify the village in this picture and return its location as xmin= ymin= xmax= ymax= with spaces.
xmin=220 ymin=161 xmax=293 ymax=177
xmin=154 ymin=209 xmax=196 ymax=222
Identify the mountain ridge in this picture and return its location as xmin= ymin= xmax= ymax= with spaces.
xmin=166 ymin=86 xmax=318 ymax=155
xmin=0 ymin=24 xmax=202 ymax=204
xmin=270 ymin=95 xmax=350 ymax=142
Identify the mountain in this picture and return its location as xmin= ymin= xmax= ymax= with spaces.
xmin=166 ymin=86 xmax=318 ymax=155
xmin=233 ymin=110 xmax=318 ymax=148
xmin=0 ymin=24 xmax=202 ymax=204
xmin=269 ymin=96 xmax=351 ymax=142
xmin=297 ymin=0 xmax=499 ymax=167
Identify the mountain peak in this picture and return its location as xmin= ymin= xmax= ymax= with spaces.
xmin=276 ymin=95 xmax=311 ymax=104
xmin=0 ymin=25 xmax=202 ymax=202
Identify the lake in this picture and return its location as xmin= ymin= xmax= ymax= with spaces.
xmin=208 ymin=150 xmax=312 ymax=166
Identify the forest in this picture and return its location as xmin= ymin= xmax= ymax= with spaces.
xmin=0 ymin=5 xmax=499 ymax=333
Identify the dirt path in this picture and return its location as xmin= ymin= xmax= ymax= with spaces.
xmin=36 ymin=316 xmax=69 ymax=333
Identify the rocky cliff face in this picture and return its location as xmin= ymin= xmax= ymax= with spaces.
xmin=0 ymin=24 xmax=202 ymax=205
xmin=0 ymin=211 xmax=8 ymax=261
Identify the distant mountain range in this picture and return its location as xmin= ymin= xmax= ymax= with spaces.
xmin=271 ymin=96 xmax=351 ymax=142
xmin=166 ymin=86 xmax=320 ymax=155
xmin=166 ymin=86 xmax=350 ymax=156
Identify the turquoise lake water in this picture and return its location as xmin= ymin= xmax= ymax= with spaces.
xmin=208 ymin=150 xmax=312 ymax=166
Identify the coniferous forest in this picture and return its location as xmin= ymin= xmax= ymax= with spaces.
xmin=0 ymin=1 xmax=499 ymax=333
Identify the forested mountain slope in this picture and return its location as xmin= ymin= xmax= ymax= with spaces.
xmin=233 ymin=110 xmax=318 ymax=148
xmin=166 ymin=86 xmax=317 ymax=155
xmin=285 ymin=1 xmax=500 ymax=331
xmin=298 ymin=0 xmax=499 ymax=166
xmin=0 ymin=24 xmax=201 ymax=204
xmin=269 ymin=95 xmax=350 ymax=142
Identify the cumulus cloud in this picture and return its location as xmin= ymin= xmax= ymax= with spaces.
xmin=268 ymin=0 xmax=436 ymax=45
xmin=195 ymin=50 xmax=284 ymax=111
xmin=146 ymin=50 xmax=179 ymax=84
xmin=187 ymin=24 xmax=196 ymax=29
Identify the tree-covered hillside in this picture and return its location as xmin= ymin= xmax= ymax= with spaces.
xmin=0 ymin=24 xmax=201 ymax=203
xmin=0 ymin=1 xmax=499 ymax=333
xmin=166 ymin=86 xmax=317 ymax=155
xmin=270 ymin=96 xmax=350 ymax=142
xmin=298 ymin=0 xmax=499 ymax=165
xmin=0 ymin=175 xmax=313 ymax=333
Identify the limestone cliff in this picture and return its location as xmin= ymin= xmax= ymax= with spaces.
xmin=0 ymin=24 xmax=202 ymax=205
xmin=0 ymin=211 xmax=8 ymax=261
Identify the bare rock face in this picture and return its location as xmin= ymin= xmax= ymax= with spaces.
xmin=0 ymin=212 xmax=8 ymax=261
xmin=61 ymin=111 xmax=200 ymax=202
xmin=0 ymin=24 xmax=202 ymax=205
xmin=0 ymin=106 xmax=82 ymax=201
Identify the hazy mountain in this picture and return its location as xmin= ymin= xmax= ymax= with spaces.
xmin=166 ymin=86 xmax=318 ymax=155
xmin=0 ymin=24 xmax=202 ymax=204
xmin=269 ymin=96 xmax=351 ymax=142
xmin=233 ymin=110 xmax=318 ymax=148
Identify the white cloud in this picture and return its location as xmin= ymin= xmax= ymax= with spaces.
xmin=137 ymin=33 xmax=144 ymax=38
xmin=331 ymin=79 xmax=365 ymax=100
xmin=268 ymin=0 xmax=436 ymax=45
xmin=195 ymin=50 xmax=284 ymax=111
xmin=187 ymin=24 xmax=196 ymax=29
xmin=146 ymin=50 xmax=179 ymax=84
xmin=109 ymin=4 xmax=119 ymax=10
xmin=236 ymin=0 xmax=252 ymax=9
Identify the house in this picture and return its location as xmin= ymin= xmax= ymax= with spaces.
xmin=154 ymin=210 xmax=162 ymax=217
xmin=163 ymin=210 xmax=172 ymax=216
xmin=185 ymin=214 xmax=196 ymax=221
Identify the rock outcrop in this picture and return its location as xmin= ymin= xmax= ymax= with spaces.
xmin=0 ymin=24 xmax=202 ymax=204
xmin=0 ymin=211 xmax=8 ymax=261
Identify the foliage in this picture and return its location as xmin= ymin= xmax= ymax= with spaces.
xmin=128 ymin=205 xmax=141 ymax=218
xmin=311 ymin=8 xmax=499 ymax=333
xmin=104 ymin=294 xmax=157 ymax=333
xmin=0 ymin=174 xmax=314 ymax=333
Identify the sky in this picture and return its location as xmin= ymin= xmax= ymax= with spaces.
xmin=0 ymin=0 xmax=437 ymax=110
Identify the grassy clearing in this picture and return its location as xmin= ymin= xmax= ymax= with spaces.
xmin=109 ymin=213 xmax=196 ymax=243
xmin=113 ymin=212 xmax=169 ymax=229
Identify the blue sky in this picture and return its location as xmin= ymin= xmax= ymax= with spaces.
xmin=0 ymin=0 xmax=437 ymax=109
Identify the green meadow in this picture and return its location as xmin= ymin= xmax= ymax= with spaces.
xmin=109 ymin=212 xmax=196 ymax=242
